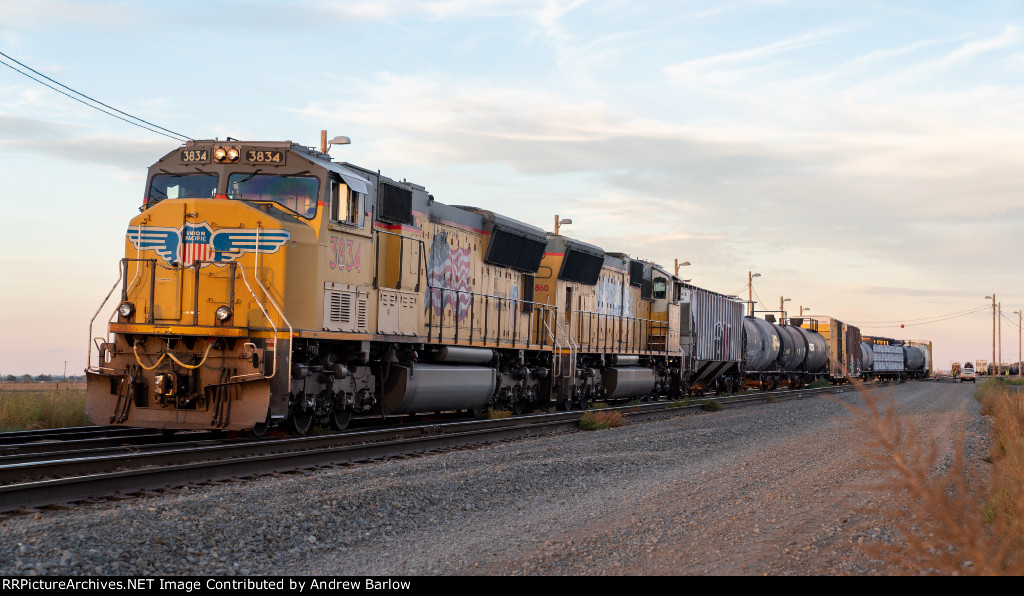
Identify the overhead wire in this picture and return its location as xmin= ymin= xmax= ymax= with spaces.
xmin=850 ymin=305 xmax=990 ymax=325
xmin=751 ymin=286 xmax=769 ymax=315
xmin=854 ymin=306 xmax=992 ymax=329
xmin=0 ymin=50 xmax=192 ymax=142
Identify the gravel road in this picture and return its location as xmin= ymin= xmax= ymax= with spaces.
xmin=0 ymin=381 xmax=987 ymax=576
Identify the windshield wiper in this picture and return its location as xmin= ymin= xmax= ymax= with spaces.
xmin=235 ymin=168 xmax=262 ymax=184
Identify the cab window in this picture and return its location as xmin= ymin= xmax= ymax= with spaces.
xmin=149 ymin=173 xmax=217 ymax=203
xmin=330 ymin=176 xmax=364 ymax=228
xmin=653 ymin=277 xmax=667 ymax=300
xmin=227 ymin=173 xmax=319 ymax=219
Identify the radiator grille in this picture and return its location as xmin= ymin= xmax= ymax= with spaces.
xmin=324 ymin=286 xmax=369 ymax=332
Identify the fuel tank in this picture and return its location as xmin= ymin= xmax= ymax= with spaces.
xmin=381 ymin=363 xmax=497 ymax=415
xmin=601 ymin=366 xmax=656 ymax=399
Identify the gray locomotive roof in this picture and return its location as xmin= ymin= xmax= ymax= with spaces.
xmin=545 ymin=234 xmax=605 ymax=257
xmin=455 ymin=207 xmax=547 ymax=242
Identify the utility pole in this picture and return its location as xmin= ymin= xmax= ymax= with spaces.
xmin=748 ymin=271 xmax=760 ymax=317
xmin=1015 ymin=310 xmax=1022 ymax=380
xmin=999 ymin=302 xmax=1003 ymax=375
xmin=987 ymin=294 xmax=996 ymax=375
xmin=780 ymin=296 xmax=791 ymax=324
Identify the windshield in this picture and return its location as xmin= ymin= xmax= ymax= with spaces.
xmin=227 ymin=173 xmax=320 ymax=218
xmin=149 ymin=173 xmax=218 ymax=202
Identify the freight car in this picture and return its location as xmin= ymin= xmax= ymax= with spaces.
xmin=861 ymin=336 xmax=929 ymax=381
xmin=86 ymin=138 xmax=752 ymax=435
xmin=739 ymin=315 xmax=830 ymax=390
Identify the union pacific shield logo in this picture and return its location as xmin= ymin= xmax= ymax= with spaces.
xmin=181 ymin=222 xmax=213 ymax=267
xmin=127 ymin=222 xmax=290 ymax=267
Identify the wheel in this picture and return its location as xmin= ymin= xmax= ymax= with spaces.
xmin=287 ymin=409 xmax=314 ymax=435
xmin=329 ymin=408 xmax=351 ymax=431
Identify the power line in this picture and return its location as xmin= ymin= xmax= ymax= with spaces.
xmin=0 ymin=50 xmax=192 ymax=142
xmin=855 ymin=306 xmax=991 ymax=329
xmin=751 ymin=287 xmax=769 ymax=314
xmin=850 ymin=306 xmax=990 ymax=325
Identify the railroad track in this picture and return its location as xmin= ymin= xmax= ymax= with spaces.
xmin=0 ymin=384 xmax=857 ymax=515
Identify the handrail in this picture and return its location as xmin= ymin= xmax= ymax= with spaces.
xmin=424 ymin=283 xmax=553 ymax=345
xmin=233 ymin=227 xmax=293 ymax=385
xmin=86 ymin=262 xmax=126 ymax=373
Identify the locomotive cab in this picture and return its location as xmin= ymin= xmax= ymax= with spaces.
xmin=86 ymin=140 xmax=373 ymax=433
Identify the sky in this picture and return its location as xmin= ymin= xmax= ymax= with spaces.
xmin=1 ymin=0 xmax=1023 ymax=375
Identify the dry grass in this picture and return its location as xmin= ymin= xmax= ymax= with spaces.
xmin=488 ymin=409 xmax=513 ymax=419
xmin=578 ymin=410 xmax=624 ymax=431
xmin=842 ymin=379 xmax=1024 ymax=575
xmin=976 ymin=380 xmax=1024 ymax=547
xmin=0 ymin=388 xmax=91 ymax=432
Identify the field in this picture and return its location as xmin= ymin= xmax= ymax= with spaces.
xmin=0 ymin=384 xmax=90 ymax=431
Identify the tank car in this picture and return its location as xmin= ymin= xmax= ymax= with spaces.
xmin=740 ymin=316 xmax=781 ymax=390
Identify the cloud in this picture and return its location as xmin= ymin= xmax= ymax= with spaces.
xmin=0 ymin=112 xmax=168 ymax=169
xmin=310 ymin=0 xmax=588 ymax=37
xmin=0 ymin=1 xmax=141 ymax=28
xmin=663 ymin=28 xmax=841 ymax=86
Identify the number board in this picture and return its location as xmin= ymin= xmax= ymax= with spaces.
xmin=180 ymin=149 xmax=210 ymax=164
xmin=244 ymin=149 xmax=286 ymax=165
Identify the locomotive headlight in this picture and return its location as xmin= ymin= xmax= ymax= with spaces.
xmin=213 ymin=145 xmax=240 ymax=163
xmin=215 ymin=305 xmax=233 ymax=322
xmin=118 ymin=302 xmax=135 ymax=319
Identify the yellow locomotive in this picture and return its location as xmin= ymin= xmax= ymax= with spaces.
xmin=86 ymin=138 xmax=743 ymax=435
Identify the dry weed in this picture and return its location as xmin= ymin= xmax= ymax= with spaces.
xmin=579 ymin=410 xmax=624 ymax=431
xmin=841 ymin=380 xmax=1024 ymax=575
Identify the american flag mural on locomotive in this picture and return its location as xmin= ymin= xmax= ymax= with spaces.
xmin=427 ymin=230 xmax=473 ymax=321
